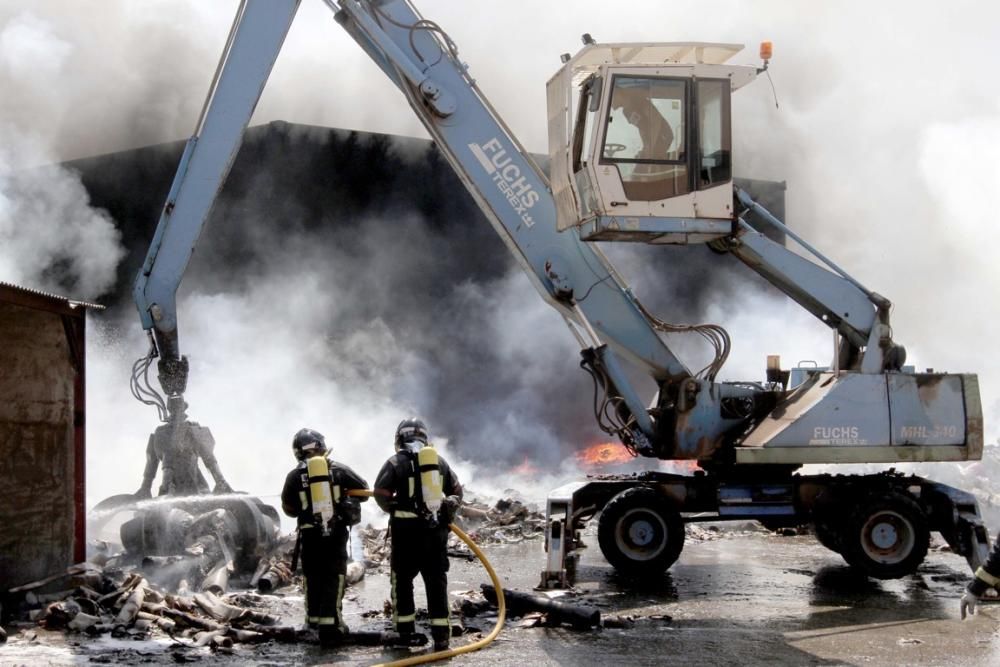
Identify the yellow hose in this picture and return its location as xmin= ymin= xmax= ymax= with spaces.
xmin=343 ymin=489 xmax=507 ymax=666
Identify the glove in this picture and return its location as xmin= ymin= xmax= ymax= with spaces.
xmin=960 ymin=591 xmax=979 ymax=620
xmin=133 ymin=485 xmax=152 ymax=500
xmin=438 ymin=495 xmax=461 ymax=524
xmin=338 ymin=498 xmax=362 ymax=526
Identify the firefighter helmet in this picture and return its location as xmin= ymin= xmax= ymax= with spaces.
xmin=292 ymin=428 xmax=327 ymax=460
xmin=394 ymin=418 xmax=428 ymax=451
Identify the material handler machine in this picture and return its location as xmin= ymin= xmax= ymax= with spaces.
xmin=131 ymin=0 xmax=991 ymax=588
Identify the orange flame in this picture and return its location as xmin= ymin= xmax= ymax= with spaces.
xmin=512 ymin=456 xmax=538 ymax=475
xmin=662 ymin=459 xmax=701 ymax=474
xmin=576 ymin=442 xmax=633 ymax=467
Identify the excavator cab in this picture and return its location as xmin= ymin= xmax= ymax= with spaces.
xmin=547 ymin=42 xmax=761 ymax=243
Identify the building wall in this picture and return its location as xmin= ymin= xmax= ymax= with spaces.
xmin=0 ymin=301 xmax=78 ymax=590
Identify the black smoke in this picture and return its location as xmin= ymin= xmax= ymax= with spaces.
xmin=67 ymin=121 xmax=780 ymax=468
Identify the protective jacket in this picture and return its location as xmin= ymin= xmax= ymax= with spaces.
xmin=281 ymin=456 xmax=368 ymax=643
xmin=281 ymin=458 xmax=368 ymax=532
xmin=967 ymin=534 xmax=1000 ymax=596
xmin=374 ymin=443 xmax=462 ymax=643
xmin=373 ymin=446 xmax=462 ymax=520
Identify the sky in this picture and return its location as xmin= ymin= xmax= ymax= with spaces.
xmin=1 ymin=0 xmax=998 ymax=508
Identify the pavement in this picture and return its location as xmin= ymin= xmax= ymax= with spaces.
xmin=2 ymin=526 xmax=998 ymax=666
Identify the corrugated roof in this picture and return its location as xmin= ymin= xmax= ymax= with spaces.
xmin=0 ymin=281 xmax=105 ymax=310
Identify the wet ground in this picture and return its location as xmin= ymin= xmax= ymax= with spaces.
xmin=3 ymin=527 xmax=999 ymax=666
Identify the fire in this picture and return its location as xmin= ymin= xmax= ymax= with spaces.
xmin=512 ymin=456 xmax=538 ymax=475
xmin=576 ymin=442 xmax=633 ymax=467
xmin=662 ymin=459 xmax=702 ymax=474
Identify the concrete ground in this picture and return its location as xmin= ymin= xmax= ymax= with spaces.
xmin=2 ymin=528 xmax=998 ymax=666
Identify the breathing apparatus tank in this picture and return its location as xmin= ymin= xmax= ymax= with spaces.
xmin=417 ymin=445 xmax=444 ymax=516
xmin=306 ymin=455 xmax=338 ymax=534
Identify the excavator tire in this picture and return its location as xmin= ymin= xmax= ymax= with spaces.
xmin=839 ymin=491 xmax=929 ymax=579
xmin=812 ymin=518 xmax=843 ymax=554
xmin=598 ymin=487 xmax=684 ymax=578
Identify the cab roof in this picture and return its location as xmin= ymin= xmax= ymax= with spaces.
xmin=554 ymin=42 xmax=746 ymax=86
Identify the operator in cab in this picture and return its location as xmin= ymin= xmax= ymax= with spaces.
xmin=609 ymin=80 xmax=675 ymax=161
xmin=374 ymin=418 xmax=462 ymax=651
xmin=281 ymin=428 xmax=368 ymax=647
xmin=960 ymin=536 xmax=1000 ymax=619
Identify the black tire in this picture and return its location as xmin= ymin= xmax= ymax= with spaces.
xmin=839 ymin=492 xmax=930 ymax=579
xmin=813 ymin=518 xmax=842 ymax=554
xmin=597 ymin=487 xmax=685 ymax=577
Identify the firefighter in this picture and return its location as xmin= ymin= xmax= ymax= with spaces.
xmin=374 ymin=418 xmax=462 ymax=651
xmin=961 ymin=535 xmax=1000 ymax=619
xmin=281 ymin=428 xmax=368 ymax=647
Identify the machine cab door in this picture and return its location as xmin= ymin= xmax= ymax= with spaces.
xmin=547 ymin=43 xmax=758 ymax=244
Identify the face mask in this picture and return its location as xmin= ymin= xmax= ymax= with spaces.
xmin=403 ymin=440 xmax=422 ymax=454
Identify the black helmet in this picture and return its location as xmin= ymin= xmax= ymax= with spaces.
xmin=394 ymin=418 xmax=428 ymax=451
xmin=292 ymin=428 xmax=327 ymax=460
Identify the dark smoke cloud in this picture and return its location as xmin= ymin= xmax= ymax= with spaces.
xmin=72 ymin=122 xmax=787 ymax=503
xmin=74 ymin=127 xmax=656 ymax=491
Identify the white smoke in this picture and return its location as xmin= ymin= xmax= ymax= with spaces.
xmin=83 ymin=251 xmax=581 ymax=509
xmin=85 ymin=271 xmax=413 ymax=508
xmin=0 ymin=157 xmax=125 ymax=298
xmin=0 ymin=13 xmax=125 ymax=299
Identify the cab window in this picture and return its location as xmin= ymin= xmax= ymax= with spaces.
xmin=697 ymin=79 xmax=731 ymax=189
xmin=572 ymin=76 xmax=600 ymax=173
xmin=601 ymin=75 xmax=689 ymax=201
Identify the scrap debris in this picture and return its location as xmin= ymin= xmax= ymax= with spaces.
xmin=0 ymin=485 xmax=696 ymax=659
xmin=481 ymin=585 xmax=601 ymax=629
xmin=3 ymin=565 xmax=297 ymax=654
xmin=457 ymin=585 xmax=671 ymax=633
xmin=359 ymin=494 xmax=546 ymax=570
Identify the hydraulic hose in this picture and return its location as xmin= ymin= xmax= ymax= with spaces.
xmin=343 ymin=490 xmax=507 ymax=666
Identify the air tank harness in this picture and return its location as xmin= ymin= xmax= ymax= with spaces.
xmin=344 ymin=489 xmax=507 ymax=667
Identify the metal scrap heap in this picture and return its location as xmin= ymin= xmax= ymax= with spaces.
xmin=359 ymin=494 xmax=546 ymax=569
xmin=3 ymin=563 xmax=295 ymax=654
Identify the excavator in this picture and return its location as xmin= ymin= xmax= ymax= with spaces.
xmin=130 ymin=0 xmax=991 ymax=590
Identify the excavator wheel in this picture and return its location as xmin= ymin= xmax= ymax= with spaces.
xmin=839 ymin=491 xmax=930 ymax=579
xmin=812 ymin=518 xmax=843 ymax=554
xmin=598 ymin=487 xmax=684 ymax=578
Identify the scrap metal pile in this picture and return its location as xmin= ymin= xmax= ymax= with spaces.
xmin=85 ymin=414 xmax=285 ymax=597
xmin=3 ymin=563 xmax=295 ymax=653
xmin=89 ymin=494 xmax=282 ymax=595
xmin=359 ymin=494 xmax=547 ymax=570
xmin=457 ymin=496 xmax=547 ymax=544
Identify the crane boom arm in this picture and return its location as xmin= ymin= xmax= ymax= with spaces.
xmin=332 ymin=0 xmax=687 ymax=381
xmin=132 ymin=0 xmax=301 ymax=396
xmin=133 ymin=0 xmax=690 ymax=444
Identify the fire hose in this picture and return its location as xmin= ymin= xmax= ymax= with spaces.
xmin=344 ymin=489 xmax=507 ymax=667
